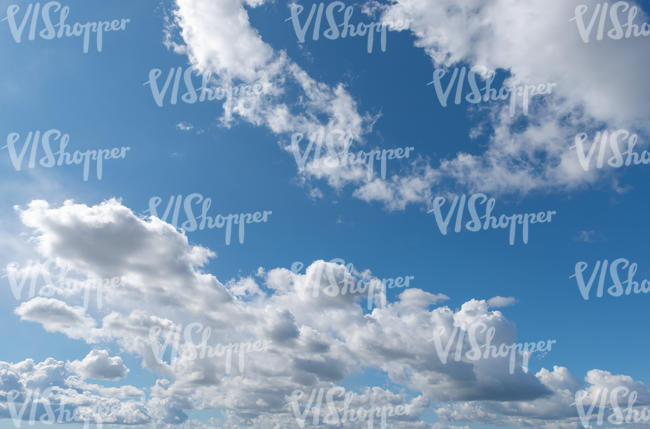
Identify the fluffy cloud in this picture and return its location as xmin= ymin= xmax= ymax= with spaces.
xmin=162 ymin=0 xmax=650 ymax=211
xmin=0 ymin=357 xmax=147 ymax=426
xmin=164 ymin=0 xmax=409 ymax=206
xmin=170 ymin=0 xmax=274 ymax=81
xmin=67 ymin=350 xmax=129 ymax=381
xmin=16 ymin=199 xmax=234 ymax=325
xmin=3 ymin=199 xmax=649 ymax=427
xmin=382 ymin=0 xmax=649 ymax=126
xmin=434 ymin=365 xmax=650 ymax=428
xmin=14 ymin=297 xmax=98 ymax=341
xmin=373 ymin=0 xmax=650 ymax=197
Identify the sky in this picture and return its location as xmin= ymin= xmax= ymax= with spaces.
xmin=0 ymin=0 xmax=649 ymax=428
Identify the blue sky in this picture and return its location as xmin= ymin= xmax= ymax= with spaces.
xmin=0 ymin=0 xmax=649 ymax=428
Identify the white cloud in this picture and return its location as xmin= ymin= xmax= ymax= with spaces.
xmin=16 ymin=199 xmax=233 ymax=324
xmin=176 ymin=122 xmax=194 ymax=131
xmin=0 ymin=357 xmax=148 ymax=425
xmin=14 ymin=297 xmax=98 ymax=341
xmin=165 ymin=0 xmax=650 ymax=211
xmin=171 ymin=0 xmax=274 ymax=81
xmin=378 ymin=0 xmax=650 ymax=196
xmin=487 ymin=296 xmax=517 ymax=308
xmin=68 ymin=349 xmax=129 ymax=381
xmin=5 ymin=198 xmax=649 ymax=427
xmin=155 ymin=0 xmax=650 ymax=212
xmin=163 ymin=0 xmax=417 ymax=207
xmin=434 ymin=365 xmax=650 ymax=428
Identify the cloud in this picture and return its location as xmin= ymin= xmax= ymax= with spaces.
xmin=432 ymin=424 xmax=471 ymax=429
xmin=5 ymin=198 xmax=649 ymax=427
xmin=159 ymin=0 xmax=650 ymax=213
xmin=579 ymin=368 xmax=650 ymax=407
xmin=14 ymin=297 xmax=98 ymax=341
xmin=15 ymin=199 xmax=233 ymax=326
xmin=487 ymin=296 xmax=517 ymax=308
xmin=68 ymin=350 xmax=129 ymax=381
xmin=0 ymin=357 xmax=148 ymax=425
xmin=353 ymin=164 xmax=439 ymax=211
xmin=382 ymin=0 xmax=649 ymax=126
xmin=170 ymin=0 xmax=274 ymax=81
xmin=434 ymin=365 xmax=650 ymax=428
xmin=377 ymin=0 xmax=650 ymax=197
xmin=176 ymin=122 xmax=194 ymax=131
xmin=163 ymin=0 xmax=428 ymax=208
xmin=265 ymin=309 xmax=300 ymax=345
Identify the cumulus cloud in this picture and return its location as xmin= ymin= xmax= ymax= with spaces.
xmin=435 ymin=365 xmax=650 ymax=428
xmin=0 ymin=357 xmax=147 ymax=425
xmin=4 ymin=199 xmax=648 ymax=427
xmin=382 ymin=0 xmax=649 ymax=125
xmin=159 ymin=0 xmax=650 ymax=212
xmin=15 ymin=199 xmax=233 ymax=325
xmin=372 ymin=0 xmax=650 ymax=198
xmin=162 ymin=0 xmax=432 ymax=209
xmin=14 ymin=297 xmax=98 ymax=341
xmin=67 ymin=350 xmax=129 ymax=381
